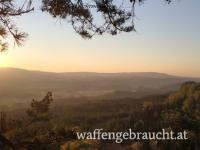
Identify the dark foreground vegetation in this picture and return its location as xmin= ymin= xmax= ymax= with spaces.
xmin=0 ymin=82 xmax=200 ymax=150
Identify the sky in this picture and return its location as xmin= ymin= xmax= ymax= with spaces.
xmin=0 ymin=0 xmax=200 ymax=77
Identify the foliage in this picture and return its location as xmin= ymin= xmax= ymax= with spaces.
xmin=41 ymin=0 xmax=172 ymax=39
xmin=1 ymin=82 xmax=200 ymax=149
xmin=0 ymin=0 xmax=174 ymax=51
xmin=27 ymin=92 xmax=53 ymax=122
xmin=0 ymin=0 xmax=33 ymax=52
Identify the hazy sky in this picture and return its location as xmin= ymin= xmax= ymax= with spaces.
xmin=0 ymin=0 xmax=200 ymax=77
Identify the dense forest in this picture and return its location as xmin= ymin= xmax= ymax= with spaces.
xmin=0 ymin=81 xmax=200 ymax=150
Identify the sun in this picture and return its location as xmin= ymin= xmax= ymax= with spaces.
xmin=0 ymin=54 xmax=11 ymax=67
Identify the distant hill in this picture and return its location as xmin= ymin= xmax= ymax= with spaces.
xmin=0 ymin=67 xmax=199 ymax=105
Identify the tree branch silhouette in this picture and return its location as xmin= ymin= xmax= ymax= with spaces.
xmin=0 ymin=0 xmax=34 ymax=52
xmin=0 ymin=0 xmax=173 ymax=51
xmin=41 ymin=0 xmax=172 ymax=39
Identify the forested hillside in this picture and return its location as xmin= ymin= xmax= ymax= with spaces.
xmin=0 ymin=82 xmax=199 ymax=149
xmin=1 ymin=68 xmax=199 ymax=107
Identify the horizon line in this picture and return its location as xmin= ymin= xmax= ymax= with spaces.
xmin=0 ymin=66 xmax=199 ymax=79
